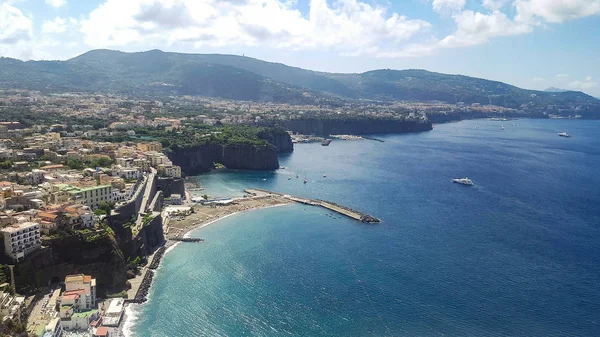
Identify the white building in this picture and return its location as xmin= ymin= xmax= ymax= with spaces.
xmin=0 ymin=222 xmax=41 ymax=261
xmin=42 ymin=317 xmax=63 ymax=337
xmin=102 ymin=298 xmax=124 ymax=327
xmin=52 ymin=184 xmax=114 ymax=210
xmin=114 ymin=167 xmax=141 ymax=180
xmin=29 ymin=169 xmax=46 ymax=185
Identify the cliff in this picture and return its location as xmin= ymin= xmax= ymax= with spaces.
xmin=257 ymin=127 xmax=294 ymax=152
xmin=271 ymin=118 xmax=433 ymax=136
xmin=167 ymin=143 xmax=279 ymax=175
xmin=14 ymin=229 xmax=127 ymax=294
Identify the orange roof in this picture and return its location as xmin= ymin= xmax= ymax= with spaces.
xmin=84 ymin=275 xmax=92 ymax=283
xmin=38 ymin=212 xmax=58 ymax=220
xmin=63 ymin=289 xmax=87 ymax=296
xmin=40 ymin=164 xmax=65 ymax=170
xmin=62 ymin=294 xmax=79 ymax=300
xmin=95 ymin=327 xmax=109 ymax=336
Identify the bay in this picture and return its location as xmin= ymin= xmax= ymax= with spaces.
xmin=128 ymin=119 xmax=600 ymax=337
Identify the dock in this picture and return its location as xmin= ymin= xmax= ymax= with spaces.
xmin=244 ymin=189 xmax=380 ymax=223
xmin=168 ymin=237 xmax=205 ymax=243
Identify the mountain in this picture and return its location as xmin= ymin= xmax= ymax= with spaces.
xmin=1 ymin=49 xmax=599 ymax=116
xmin=545 ymin=87 xmax=569 ymax=93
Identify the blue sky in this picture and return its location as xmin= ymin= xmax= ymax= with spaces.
xmin=1 ymin=0 xmax=599 ymax=96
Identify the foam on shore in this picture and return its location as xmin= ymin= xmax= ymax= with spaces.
xmin=121 ymin=202 xmax=291 ymax=336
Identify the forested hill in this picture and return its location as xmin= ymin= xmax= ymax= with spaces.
xmin=1 ymin=49 xmax=599 ymax=116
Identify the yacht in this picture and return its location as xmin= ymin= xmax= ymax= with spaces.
xmin=558 ymin=132 xmax=571 ymax=138
xmin=452 ymin=177 xmax=474 ymax=186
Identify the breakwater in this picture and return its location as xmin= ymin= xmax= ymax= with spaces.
xmin=148 ymin=246 xmax=166 ymax=270
xmin=245 ymin=189 xmax=380 ymax=223
xmin=168 ymin=237 xmax=205 ymax=243
xmin=126 ymin=245 xmax=167 ymax=304
xmin=128 ymin=270 xmax=154 ymax=304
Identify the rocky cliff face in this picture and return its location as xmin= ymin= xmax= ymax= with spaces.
xmin=272 ymin=118 xmax=433 ymax=136
xmin=167 ymin=143 xmax=280 ymax=176
xmin=257 ymin=128 xmax=294 ymax=152
xmin=15 ymin=231 xmax=127 ymax=294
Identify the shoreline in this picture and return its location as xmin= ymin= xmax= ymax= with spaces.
xmin=121 ymin=200 xmax=292 ymax=337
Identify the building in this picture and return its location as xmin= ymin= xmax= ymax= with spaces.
xmin=163 ymin=165 xmax=181 ymax=178
xmin=137 ymin=142 xmax=162 ymax=152
xmin=63 ymin=274 xmax=97 ymax=310
xmin=42 ymin=317 xmax=63 ymax=337
xmin=29 ymin=169 xmax=46 ymax=185
xmin=94 ymin=326 xmax=110 ymax=337
xmin=101 ymin=298 xmax=124 ymax=327
xmin=0 ymin=222 xmax=41 ymax=261
xmin=113 ymin=167 xmax=141 ymax=180
xmin=51 ymin=184 xmax=113 ymax=209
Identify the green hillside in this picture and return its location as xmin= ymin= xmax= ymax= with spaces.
xmin=1 ymin=49 xmax=599 ymax=117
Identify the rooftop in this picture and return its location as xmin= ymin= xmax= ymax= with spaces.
xmin=0 ymin=222 xmax=39 ymax=233
xmin=71 ymin=309 xmax=97 ymax=319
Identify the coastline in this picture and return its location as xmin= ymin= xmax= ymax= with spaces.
xmin=121 ymin=200 xmax=293 ymax=337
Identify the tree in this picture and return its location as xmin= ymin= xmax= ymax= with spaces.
xmin=0 ymin=160 xmax=12 ymax=170
xmin=97 ymin=201 xmax=114 ymax=214
xmin=66 ymin=159 xmax=84 ymax=170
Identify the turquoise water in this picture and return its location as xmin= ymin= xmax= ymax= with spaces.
xmin=129 ymin=119 xmax=600 ymax=337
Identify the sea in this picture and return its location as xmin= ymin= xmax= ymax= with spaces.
xmin=126 ymin=119 xmax=600 ymax=337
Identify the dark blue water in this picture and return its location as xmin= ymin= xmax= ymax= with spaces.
xmin=129 ymin=119 xmax=600 ymax=337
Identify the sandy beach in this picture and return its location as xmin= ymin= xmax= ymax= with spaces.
xmin=166 ymin=196 xmax=293 ymax=238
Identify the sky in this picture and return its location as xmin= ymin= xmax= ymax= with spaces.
xmin=1 ymin=0 xmax=600 ymax=96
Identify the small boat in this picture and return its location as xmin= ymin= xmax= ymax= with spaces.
xmin=501 ymin=125 xmax=505 ymax=130
xmin=452 ymin=177 xmax=474 ymax=186
xmin=323 ymin=174 xmax=327 ymax=178
xmin=321 ymin=139 xmax=332 ymax=146
xmin=262 ymin=179 xmax=267 ymax=181
xmin=296 ymin=175 xmax=299 ymax=178
xmin=558 ymin=132 xmax=571 ymax=138
xmin=288 ymin=177 xmax=292 ymax=180
xmin=303 ymin=179 xmax=308 ymax=184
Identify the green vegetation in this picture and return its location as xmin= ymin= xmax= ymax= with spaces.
xmin=107 ymin=290 xmax=128 ymax=299
xmin=1 ymin=50 xmax=599 ymax=117
xmin=0 ymin=160 xmax=12 ymax=170
xmin=0 ymin=318 xmax=29 ymax=337
xmin=97 ymin=201 xmax=114 ymax=215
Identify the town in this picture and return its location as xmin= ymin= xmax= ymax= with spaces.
xmin=0 ymin=87 xmax=587 ymax=337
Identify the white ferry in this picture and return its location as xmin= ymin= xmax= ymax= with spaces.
xmin=452 ymin=178 xmax=474 ymax=186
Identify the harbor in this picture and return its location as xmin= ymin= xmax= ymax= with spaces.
xmin=244 ymin=188 xmax=381 ymax=223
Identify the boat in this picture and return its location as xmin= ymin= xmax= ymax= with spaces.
xmin=323 ymin=174 xmax=327 ymax=178
xmin=303 ymin=173 xmax=308 ymax=184
xmin=558 ymin=132 xmax=571 ymax=138
xmin=452 ymin=177 xmax=474 ymax=186
xmin=501 ymin=125 xmax=505 ymax=130
xmin=321 ymin=139 xmax=332 ymax=146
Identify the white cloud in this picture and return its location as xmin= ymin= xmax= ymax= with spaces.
xmin=482 ymin=0 xmax=511 ymax=10
xmin=438 ymin=10 xmax=531 ymax=48
xmin=531 ymin=77 xmax=545 ymax=82
xmin=79 ymin=0 xmax=431 ymax=57
xmin=569 ymin=76 xmax=598 ymax=90
xmin=556 ymin=73 xmax=569 ymax=79
xmin=431 ymin=0 xmax=466 ymax=13
xmin=45 ymin=0 xmax=67 ymax=9
xmin=0 ymin=2 xmax=32 ymax=44
xmin=0 ymin=1 xmax=33 ymax=59
xmin=42 ymin=17 xmax=77 ymax=34
xmin=515 ymin=0 xmax=600 ymax=23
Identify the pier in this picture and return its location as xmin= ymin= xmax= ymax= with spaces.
xmin=168 ymin=237 xmax=205 ymax=243
xmin=244 ymin=189 xmax=380 ymax=223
